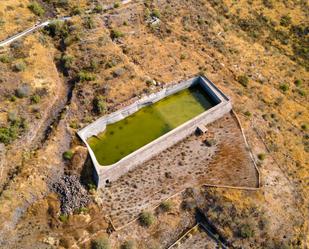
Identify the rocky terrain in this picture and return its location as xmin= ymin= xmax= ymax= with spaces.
xmin=0 ymin=0 xmax=308 ymax=248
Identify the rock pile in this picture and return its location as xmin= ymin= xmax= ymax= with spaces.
xmin=51 ymin=174 xmax=91 ymax=214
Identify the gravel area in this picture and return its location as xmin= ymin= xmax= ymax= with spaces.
xmin=51 ymin=174 xmax=91 ymax=214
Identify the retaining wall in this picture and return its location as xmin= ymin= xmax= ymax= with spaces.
xmin=78 ymin=76 xmax=232 ymax=188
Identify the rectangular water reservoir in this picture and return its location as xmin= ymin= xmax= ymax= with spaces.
xmin=87 ymin=84 xmax=216 ymax=166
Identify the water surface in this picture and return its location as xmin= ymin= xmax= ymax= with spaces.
xmin=88 ymin=84 xmax=215 ymax=165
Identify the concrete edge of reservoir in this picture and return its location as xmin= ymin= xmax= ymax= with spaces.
xmin=78 ymin=76 xmax=232 ymax=188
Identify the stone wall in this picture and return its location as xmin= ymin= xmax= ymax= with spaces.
xmin=78 ymin=76 xmax=232 ymax=188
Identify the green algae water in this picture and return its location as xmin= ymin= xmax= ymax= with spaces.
xmin=88 ymin=84 xmax=215 ymax=165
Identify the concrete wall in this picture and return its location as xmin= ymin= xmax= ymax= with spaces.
xmin=78 ymin=76 xmax=232 ymax=188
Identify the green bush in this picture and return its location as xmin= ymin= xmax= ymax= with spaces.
xmin=84 ymin=16 xmax=96 ymax=29
xmin=160 ymin=200 xmax=174 ymax=212
xmin=93 ymin=4 xmax=103 ymax=13
xmin=294 ymin=79 xmax=302 ymax=87
xmin=279 ymin=83 xmax=289 ymax=92
xmin=15 ymin=84 xmax=31 ymax=98
xmin=114 ymin=2 xmax=120 ymax=8
xmin=244 ymin=111 xmax=252 ymax=117
xmin=152 ymin=9 xmax=161 ymax=19
xmin=0 ymin=116 xmax=27 ymax=145
xmin=59 ymin=214 xmax=69 ymax=223
xmin=13 ymin=62 xmax=26 ymax=72
xmin=280 ymin=15 xmax=291 ymax=27
xmin=110 ymin=29 xmax=124 ymax=39
xmin=301 ymin=123 xmax=308 ymax=131
xmin=262 ymin=0 xmax=273 ymax=8
xmin=0 ymin=55 xmax=11 ymax=63
xmin=237 ymin=75 xmax=249 ymax=87
xmin=257 ymin=153 xmax=266 ymax=161
xmin=121 ymin=240 xmax=136 ymax=249
xmin=28 ymin=2 xmax=45 ymax=16
xmin=93 ymin=95 xmax=106 ymax=114
xmin=30 ymin=94 xmax=40 ymax=104
xmin=139 ymin=211 xmax=155 ymax=227
xmin=91 ymin=237 xmax=110 ymax=249
xmin=62 ymin=150 xmax=74 ymax=160
xmin=239 ymin=223 xmax=255 ymax=238
xmin=78 ymin=71 xmax=96 ymax=82
xmin=60 ymin=54 xmax=74 ymax=70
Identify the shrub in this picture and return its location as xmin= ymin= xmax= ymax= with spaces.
xmin=294 ymin=79 xmax=302 ymax=87
xmin=93 ymin=4 xmax=103 ymax=13
xmin=263 ymin=0 xmax=273 ymax=8
xmin=93 ymin=95 xmax=106 ymax=114
xmin=114 ymin=2 xmax=120 ymax=8
xmin=152 ymin=9 xmax=161 ymax=18
xmin=59 ymin=214 xmax=69 ymax=223
xmin=91 ymin=237 xmax=110 ymax=249
xmin=63 ymin=150 xmax=73 ymax=160
xmin=160 ymin=200 xmax=174 ymax=212
xmin=244 ymin=111 xmax=252 ymax=117
xmin=78 ymin=71 xmax=96 ymax=82
xmin=237 ymin=75 xmax=249 ymax=87
xmin=28 ymin=2 xmax=45 ymax=16
xmin=13 ymin=62 xmax=26 ymax=72
xmin=139 ymin=211 xmax=155 ymax=227
xmin=60 ymin=54 xmax=74 ymax=70
xmin=203 ymin=139 xmax=216 ymax=147
xmin=30 ymin=94 xmax=40 ymax=104
xmin=297 ymin=89 xmax=306 ymax=96
xmin=280 ymin=15 xmax=291 ymax=27
xmin=15 ymin=84 xmax=31 ymax=98
xmin=279 ymin=83 xmax=289 ymax=92
xmin=0 ymin=55 xmax=11 ymax=63
xmin=257 ymin=153 xmax=266 ymax=161
xmin=110 ymin=29 xmax=124 ymax=39
xmin=71 ymin=6 xmax=82 ymax=15
xmin=121 ymin=240 xmax=136 ymax=249
xmin=74 ymin=207 xmax=88 ymax=214
xmin=84 ymin=16 xmax=96 ymax=29
xmin=239 ymin=223 xmax=255 ymax=238
xmin=301 ymin=124 xmax=308 ymax=131
xmin=0 ymin=117 xmax=28 ymax=145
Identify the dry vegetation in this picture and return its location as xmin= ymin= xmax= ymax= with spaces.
xmin=0 ymin=0 xmax=308 ymax=248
